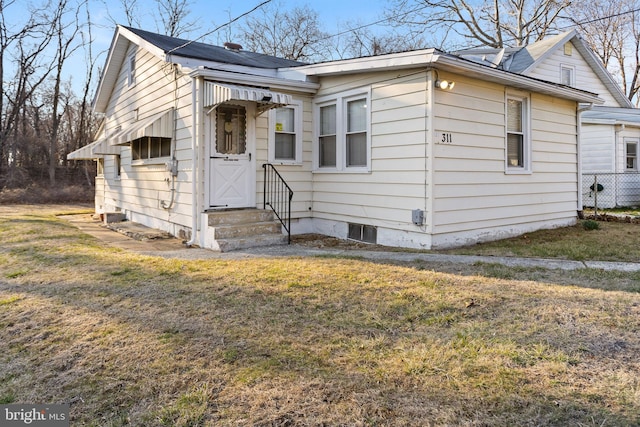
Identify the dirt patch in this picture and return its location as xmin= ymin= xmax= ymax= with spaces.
xmin=291 ymin=233 xmax=395 ymax=251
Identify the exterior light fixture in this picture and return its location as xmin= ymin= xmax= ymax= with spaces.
xmin=261 ymin=95 xmax=272 ymax=102
xmin=435 ymin=79 xmax=455 ymax=90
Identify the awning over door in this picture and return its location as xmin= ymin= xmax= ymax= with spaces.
xmin=203 ymin=82 xmax=292 ymax=114
xmin=111 ymin=108 xmax=174 ymax=146
xmin=67 ymin=137 xmax=120 ymax=160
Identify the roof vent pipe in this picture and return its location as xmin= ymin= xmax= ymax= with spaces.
xmin=224 ymin=42 xmax=242 ymax=52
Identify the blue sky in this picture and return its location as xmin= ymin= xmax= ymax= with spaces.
xmin=90 ymin=0 xmax=390 ymax=45
xmin=2 ymin=0 xmax=394 ymax=95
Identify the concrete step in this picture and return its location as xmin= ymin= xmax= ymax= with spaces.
xmin=207 ymin=209 xmax=275 ymax=226
xmin=217 ymin=233 xmax=288 ymax=252
xmin=207 ymin=208 xmax=288 ymax=252
xmin=212 ymin=221 xmax=282 ymax=239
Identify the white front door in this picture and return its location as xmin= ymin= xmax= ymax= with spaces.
xmin=209 ymin=104 xmax=255 ymax=208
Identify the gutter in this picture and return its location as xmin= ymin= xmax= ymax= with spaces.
xmin=577 ymin=103 xmax=595 ymax=213
xmin=186 ymin=76 xmax=199 ymax=247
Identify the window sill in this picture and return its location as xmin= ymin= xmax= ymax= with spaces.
xmin=505 ymin=168 xmax=532 ymax=175
xmin=313 ymin=167 xmax=371 ymax=174
xmin=132 ymin=157 xmax=170 ymax=166
xmin=270 ymin=160 xmax=303 ymax=166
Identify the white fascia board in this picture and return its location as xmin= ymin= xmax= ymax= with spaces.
xmin=520 ymin=30 xmax=577 ymax=75
xmin=293 ymin=48 xmax=602 ymax=104
xmin=571 ymin=35 xmax=633 ymax=108
xmin=433 ymin=54 xmax=604 ymax=105
xmin=94 ymin=26 xmax=169 ymax=113
xmin=189 ymin=67 xmax=319 ymax=94
xmin=93 ymin=29 xmax=129 ymax=113
xmin=118 ymin=26 xmax=166 ymax=59
xmin=296 ymin=49 xmax=438 ymax=76
xmin=168 ymin=56 xmax=279 ymax=77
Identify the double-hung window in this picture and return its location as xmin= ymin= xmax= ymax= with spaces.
xmin=560 ymin=65 xmax=574 ymax=86
xmin=506 ymin=92 xmax=531 ymax=173
xmin=626 ymin=140 xmax=638 ymax=170
xmin=315 ymin=89 xmax=370 ymax=171
xmin=319 ymin=104 xmax=337 ymax=167
xmin=269 ymin=100 xmax=302 ymax=164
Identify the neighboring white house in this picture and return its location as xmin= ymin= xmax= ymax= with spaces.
xmin=456 ymin=30 xmax=640 ymax=209
xmin=69 ymin=25 xmax=603 ymax=251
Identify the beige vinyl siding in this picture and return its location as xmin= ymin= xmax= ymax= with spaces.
xmin=256 ymin=96 xmax=314 ymax=218
xmin=528 ymin=45 xmax=622 ymax=107
xmin=312 ymin=71 xmax=429 ymax=230
xmin=102 ymin=44 xmax=194 ymax=231
xmin=432 ymin=74 xmax=578 ymax=239
xmin=581 ymin=124 xmax=614 ymax=172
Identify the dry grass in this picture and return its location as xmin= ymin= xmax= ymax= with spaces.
xmin=439 ymin=219 xmax=640 ymax=262
xmin=1 ymin=206 xmax=640 ymax=426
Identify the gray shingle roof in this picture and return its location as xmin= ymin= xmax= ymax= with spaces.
xmin=125 ymin=26 xmax=306 ymax=69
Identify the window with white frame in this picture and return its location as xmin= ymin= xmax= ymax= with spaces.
xmin=626 ymin=140 xmax=638 ymax=170
xmin=269 ymin=101 xmax=302 ymax=163
xmin=506 ymin=93 xmax=531 ymax=173
xmin=131 ymin=137 xmax=171 ymax=161
xmin=560 ymin=65 xmax=574 ymax=86
xmin=315 ymin=89 xmax=370 ymax=171
xmin=127 ymin=53 xmax=136 ymax=88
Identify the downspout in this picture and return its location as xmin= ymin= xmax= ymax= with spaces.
xmin=614 ymin=123 xmax=625 ymax=205
xmin=425 ymin=69 xmax=435 ymax=243
xmin=577 ymin=102 xmax=594 ymax=216
xmin=186 ymin=76 xmax=199 ymax=247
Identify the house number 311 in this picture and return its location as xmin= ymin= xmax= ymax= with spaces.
xmin=440 ymin=133 xmax=453 ymax=144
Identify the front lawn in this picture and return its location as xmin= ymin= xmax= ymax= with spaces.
xmin=1 ymin=206 xmax=639 ymax=426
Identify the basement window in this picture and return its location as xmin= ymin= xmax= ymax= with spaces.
xmin=132 ymin=136 xmax=171 ymax=161
xmin=348 ymin=223 xmax=377 ymax=244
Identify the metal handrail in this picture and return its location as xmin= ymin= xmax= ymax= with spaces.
xmin=262 ymin=163 xmax=293 ymax=244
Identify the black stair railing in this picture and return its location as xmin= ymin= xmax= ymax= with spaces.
xmin=262 ymin=163 xmax=293 ymax=244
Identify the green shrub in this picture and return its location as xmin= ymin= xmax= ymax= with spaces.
xmin=583 ymin=220 xmax=600 ymax=231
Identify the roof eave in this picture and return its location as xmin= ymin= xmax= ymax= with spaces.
xmin=433 ymin=53 xmax=603 ymax=104
xmin=571 ymin=34 xmax=634 ymax=108
xmin=189 ymin=67 xmax=320 ymax=94
xmin=93 ymin=26 xmax=169 ymax=113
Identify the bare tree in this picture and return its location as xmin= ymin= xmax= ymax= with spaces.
xmin=333 ymin=21 xmax=428 ymax=59
xmin=238 ymin=3 xmax=330 ymax=62
xmin=42 ymin=0 xmax=83 ymax=186
xmin=154 ymin=0 xmax=198 ymax=37
xmin=98 ymin=0 xmax=141 ymax=28
xmin=568 ymin=0 xmax=640 ymax=105
xmin=0 ymin=2 xmax=60 ymax=187
xmin=387 ymin=0 xmax=572 ymax=49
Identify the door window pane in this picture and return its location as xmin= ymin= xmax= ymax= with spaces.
xmin=216 ymin=105 xmax=246 ymax=155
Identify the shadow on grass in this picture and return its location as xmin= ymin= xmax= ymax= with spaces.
xmin=1 ymin=213 xmax=639 ymax=425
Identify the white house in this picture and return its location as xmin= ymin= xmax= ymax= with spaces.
xmin=69 ymin=26 xmax=603 ymax=251
xmin=456 ymin=30 xmax=640 ymax=209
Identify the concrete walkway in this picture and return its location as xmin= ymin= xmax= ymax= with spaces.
xmin=61 ymin=214 xmax=640 ymax=272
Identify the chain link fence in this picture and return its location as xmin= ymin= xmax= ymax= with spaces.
xmin=582 ymin=173 xmax=640 ymax=209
